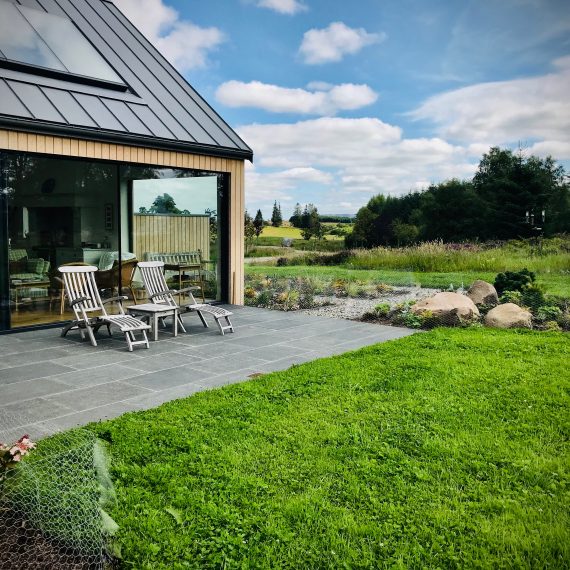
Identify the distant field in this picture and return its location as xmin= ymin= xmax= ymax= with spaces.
xmin=261 ymin=225 xmax=345 ymax=241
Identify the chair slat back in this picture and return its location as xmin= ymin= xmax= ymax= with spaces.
xmin=137 ymin=261 xmax=176 ymax=306
xmin=59 ymin=265 xmax=107 ymax=319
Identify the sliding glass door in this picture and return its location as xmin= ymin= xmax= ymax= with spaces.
xmin=0 ymin=152 xmax=118 ymax=329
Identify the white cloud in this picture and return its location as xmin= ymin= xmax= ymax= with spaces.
xmin=240 ymin=117 xmax=479 ymax=215
xmin=409 ymin=57 xmax=570 ymax=157
xmin=114 ymin=0 xmax=225 ymax=71
xmin=256 ymin=0 xmax=307 ymax=15
xmin=299 ymin=22 xmax=385 ymax=65
xmin=215 ymin=81 xmax=378 ymax=115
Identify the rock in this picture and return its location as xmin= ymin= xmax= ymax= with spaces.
xmin=411 ymin=292 xmax=480 ymax=324
xmin=484 ymin=303 xmax=532 ymax=329
xmin=467 ymin=280 xmax=499 ymax=306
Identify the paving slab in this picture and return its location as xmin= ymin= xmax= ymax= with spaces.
xmin=0 ymin=306 xmax=415 ymax=440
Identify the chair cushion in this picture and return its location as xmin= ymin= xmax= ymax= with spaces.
xmin=98 ymin=251 xmax=136 ymax=271
xmin=26 ymin=258 xmax=50 ymax=275
xmin=9 ymin=249 xmax=28 ymax=262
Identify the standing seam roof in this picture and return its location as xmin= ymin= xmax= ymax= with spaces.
xmin=0 ymin=0 xmax=253 ymax=161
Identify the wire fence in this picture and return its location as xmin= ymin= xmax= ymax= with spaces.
xmin=0 ymin=429 xmax=116 ymax=570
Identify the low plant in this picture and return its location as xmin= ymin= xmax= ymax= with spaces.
xmin=535 ymin=305 xmax=563 ymax=323
xmin=494 ymin=268 xmax=535 ymax=295
xmin=374 ymin=303 xmax=391 ymax=318
xmin=0 ymin=435 xmax=35 ymax=486
xmin=500 ymin=290 xmax=523 ymax=305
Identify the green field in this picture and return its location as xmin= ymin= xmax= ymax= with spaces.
xmin=246 ymin=265 xmax=570 ymax=297
xmin=86 ymin=328 xmax=569 ymax=568
xmin=260 ymin=225 xmax=345 ymax=241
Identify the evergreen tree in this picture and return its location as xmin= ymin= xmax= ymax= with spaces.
xmin=271 ymin=201 xmax=283 ymax=227
xmin=289 ymin=203 xmax=303 ymax=227
xmin=253 ymin=209 xmax=264 ymax=238
xmin=301 ymin=204 xmax=323 ymax=241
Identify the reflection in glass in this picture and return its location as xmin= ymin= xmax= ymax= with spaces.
xmin=126 ymin=169 xmax=224 ymax=302
xmin=0 ymin=1 xmax=65 ymax=70
xmin=2 ymin=153 xmax=119 ymax=329
xmin=19 ymin=4 xmax=122 ymax=83
xmin=0 ymin=0 xmax=123 ymax=84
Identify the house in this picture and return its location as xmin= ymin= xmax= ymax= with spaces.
xmin=0 ymin=0 xmax=252 ymax=333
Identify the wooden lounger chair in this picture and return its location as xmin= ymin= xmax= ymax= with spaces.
xmin=59 ymin=265 xmax=150 ymax=351
xmin=137 ymin=261 xmax=234 ymax=335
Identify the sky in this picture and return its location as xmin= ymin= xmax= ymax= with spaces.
xmin=115 ymin=0 xmax=570 ymax=218
xmin=133 ymin=176 xmax=218 ymax=214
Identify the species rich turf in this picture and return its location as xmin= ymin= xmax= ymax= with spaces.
xmin=91 ymin=329 xmax=569 ymax=569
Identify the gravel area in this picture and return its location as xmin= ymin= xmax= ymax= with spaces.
xmin=300 ymin=286 xmax=440 ymax=320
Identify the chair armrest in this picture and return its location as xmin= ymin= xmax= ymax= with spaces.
xmin=70 ymin=296 xmax=91 ymax=307
xmin=102 ymin=296 xmax=128 ymax=306
xmin=152 ymin=288 xmax=177 ymax=298
xmin=171 ymin=286 xmax=201 ymax=295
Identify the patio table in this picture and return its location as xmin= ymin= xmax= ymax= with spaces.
xmin=126 ymin=303 xmax=178 ymax=341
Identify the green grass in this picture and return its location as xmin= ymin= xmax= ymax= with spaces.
xmin=245 ymin=264 xmax=570 ymax=297
xmin=349 ymin=239 xmax=570 ymax=274
xmin=260 ymin=225 xmax=345 ymax=241
xmin=89 ymin=329 xmax=570 ymax=568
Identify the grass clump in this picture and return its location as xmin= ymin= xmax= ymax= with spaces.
xmin=89 ymin=329 xmax=569 ymax=569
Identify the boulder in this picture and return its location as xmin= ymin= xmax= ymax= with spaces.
xmin=484 ymin=303 xmax=532 ymax=329
xmin=467 ymin=280 xmax=499 ymax=306
xmin=411 ymin=292 xmax=479 ymax=324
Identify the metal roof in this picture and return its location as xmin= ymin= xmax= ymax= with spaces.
xmin=0 ymin=0 xmax=253 ymax=161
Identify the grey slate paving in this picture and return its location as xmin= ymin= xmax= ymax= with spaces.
xmin=0 ymin=362 xmax=76 ymax=385
xmin=0 ymin=306 xmax=415 ymax=440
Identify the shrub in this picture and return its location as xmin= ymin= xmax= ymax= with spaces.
xmin=521 ymin=284 xmax=546 ymax=310
xmin=500 ymin=290 xmax=523 ymax=305
xmin=276 ymin=257 xmax=289 ymax=267
xmin=535 ymin=306 xmax=562 ymax=323
xmin=494 ymin=269 xmax=535 ymax=294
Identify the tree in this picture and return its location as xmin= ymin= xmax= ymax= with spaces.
xmin=253 ymin=209 xmax=264 ymax=239
xmin=301 ymin=204 xmax=323 ymax=241
xmin=473 ymin=147 xmax=565 ymax=239
xmin=271 ymin=201 xmax=283 ymax=227
xmin=391 ymin=219 xmax=419 ymax=245
xmin=149 ymin=193 xmax=182 ymax=214
xmin=244 ymin=210 xmax=256 ymax=253
xmin=289 ymin=203 xmax=303 ymax=227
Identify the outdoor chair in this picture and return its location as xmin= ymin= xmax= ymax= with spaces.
xmin=58 ymin=265 xmax=151 ymax=351
xmin=95 ymin=258 xmax=139 ymax=303
xmin=137 ymin=261 xmax=234 ymax=335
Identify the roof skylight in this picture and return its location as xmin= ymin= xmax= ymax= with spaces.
xmin=0 ymin=0 xmax=123 ymax=85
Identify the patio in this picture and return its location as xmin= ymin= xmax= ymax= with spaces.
xmin=0 ymin=306 xmax=414 ymax=442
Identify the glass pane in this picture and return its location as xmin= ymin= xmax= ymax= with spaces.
xmin=124 ymin=167 xmax=225 ymax=303
xmin=0 ymin=0 xmax=65 ymax=71
xmin=2 ymin=153 xmax=119 ymax=329
xmin=19 ymin=3 xmax=123 ymax=83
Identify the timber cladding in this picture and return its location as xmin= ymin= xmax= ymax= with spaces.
xmin=133 ymin=214 xmax=211 ymax=261
xmin=0 ymin=129 xmax=245 ymax=304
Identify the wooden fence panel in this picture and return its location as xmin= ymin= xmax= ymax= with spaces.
xmin=133 ymin=214 xmax=210 ymax=260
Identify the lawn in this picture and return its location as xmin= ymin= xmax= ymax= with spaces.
xmin=89 ymin=328 xmax=570 ymax=568
xmin=245 ymin=264 xmax=570 ymax=297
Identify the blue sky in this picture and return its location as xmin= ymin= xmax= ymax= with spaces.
xmin=116 ymin=0 xmax=570 ymax=218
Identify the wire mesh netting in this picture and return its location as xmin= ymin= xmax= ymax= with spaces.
xmin=0 ymin=427 xmax=116 ymax=570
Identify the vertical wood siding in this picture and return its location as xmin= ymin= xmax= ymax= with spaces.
xmin=132 ymin=214 xmax=210 ymax=261
xmin=0 ymin=129 xmax=245 ymax=304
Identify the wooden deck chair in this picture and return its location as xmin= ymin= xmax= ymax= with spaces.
xmin=138 ymin=261 xmax=234 ymax=335
xmin=59 ymin=265 xmax=150 ymax=351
